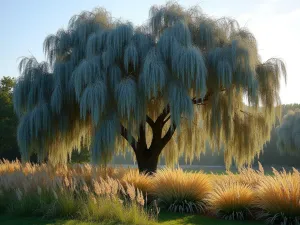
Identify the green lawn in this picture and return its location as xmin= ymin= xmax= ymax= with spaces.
xmin=0 ymin=215 xmax=103 ymax=225
xmin=0 ymin=212 xmax=264 ymax=225
xmin=159 ymin=212 xmax=264 ymax=225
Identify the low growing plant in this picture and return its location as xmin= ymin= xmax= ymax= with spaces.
xmin=209 ymin=181 xmax=255 ymax=220
xmin=255 ymin=168 xmax=300 ymax=225
xmin=151 ymin=168 xmax=211 ymax=213
xmin=122 ymin=170 xmax=153 ymax=194
xmin=80 ymin=195 xmax=155 ymax=225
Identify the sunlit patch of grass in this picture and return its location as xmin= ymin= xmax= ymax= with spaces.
xmin=255 ymin=168 xmax=300 ymax=225
xmin=122 ymin=170 xmax=153 ymax=194
xmin=151 ymin=168 xmax=211 ymax=213
xmin=208 ymin=181 xmax=255 ymax=220
xmin=211 ymin=163 xmax=265 ymax=189
xmin=235 ymin=163 xmax=265 ymax=188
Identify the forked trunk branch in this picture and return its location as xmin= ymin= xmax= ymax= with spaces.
xmin=120 ymin=104 xmax=177 ymax=173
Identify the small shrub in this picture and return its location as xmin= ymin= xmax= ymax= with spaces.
xmin=255 ymin=168 xmax=300 ymax=225
xmin=151 ymin=168 xmax=211 ymax=213
xmin=209 ymin=181 xmax=255 ymax=220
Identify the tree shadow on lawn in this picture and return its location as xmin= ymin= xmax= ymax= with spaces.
xmin=158 ymin=211 xmax=264 ymax=225
xmin=0 ymin=215 xmax=55 ymax=225
xmin=0 ymin=214 xmax=118 ymax=225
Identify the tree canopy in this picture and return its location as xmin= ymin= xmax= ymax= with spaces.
xmin=276 ymin=109 xmax=300 ymax=155
xmin=13 ymin=2 xmax=286 ymax=170
xmin=0 ymin=76 xmax=20 ymax=160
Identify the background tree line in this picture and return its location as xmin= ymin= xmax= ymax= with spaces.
xmin=1 ymin=76 xmax=299 ymax=167
xmin=0 ymin=76 xmax=20 ymax=160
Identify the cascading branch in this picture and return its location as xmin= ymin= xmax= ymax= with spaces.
xmin=13 ymin=3 xmax=286 ymax=172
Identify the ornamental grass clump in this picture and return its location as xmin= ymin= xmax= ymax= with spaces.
xmin=209 ymin=180 xmax=255 ymax=220
xmin=255 ymin=168 xmax=300 ymax=225
xmin=122 ymin=170 xmax=153 ymax=194
xmin=211 ymin=163 xmax=265 ymax=189
xmin=235 ymin=163 xmax=265 ymax=188
xmin=151 ymin=168 xmax=211 ymax=213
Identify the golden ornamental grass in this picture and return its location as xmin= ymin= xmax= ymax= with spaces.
xmin=209 ymin=180 xmax=255 ymax=220
xmin=255 ymin=168 xmax=300 ymax=225
xmin=235 ymin=163 xmax=265 ymax=188
xmin=1 ymin=160 xmax=300 ymax=224
xmin=211 ymin=163 xmax=264 ymax=189
xmin=151 ymin=168 xmax=212 ymax=213
xmin=122 ymin=170 xmax=153 ymax=194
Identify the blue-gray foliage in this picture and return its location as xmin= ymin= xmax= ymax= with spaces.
xmin=140 ymin=48 xmax=167 ymax=99
xmin=80 ymin=80 xmax=107 ymax=125
xmin=115 ymin=77 xmax=137 ymax=120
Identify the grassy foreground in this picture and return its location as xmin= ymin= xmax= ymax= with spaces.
xmin=0 ymin=214 xmax=100 ymax=225
xmin=159 ymin=212 xmax=263 ymax=225
xmin=1 ymin=160 xmax=299 ymax=225
xmin=0 ymin=212 xmax=264 ymax=225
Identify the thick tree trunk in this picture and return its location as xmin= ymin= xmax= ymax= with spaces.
xmin=135 ymin=148 xmax=160 ymax=174
xmin=121 ymin=109 xmax=175 ymax=174
xmin=122 ymin=97 xmax=209 ymax=174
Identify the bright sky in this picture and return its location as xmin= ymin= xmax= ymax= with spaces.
xmin=0 ymin=0 xmax=299 ymax=104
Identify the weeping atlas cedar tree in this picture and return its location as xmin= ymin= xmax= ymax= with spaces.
xmin=13 ymin=2 xmax=286 ymax=173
